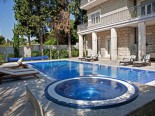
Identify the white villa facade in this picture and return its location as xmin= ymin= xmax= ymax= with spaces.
xmin=77 ymin=0 xmax=155 ymax=61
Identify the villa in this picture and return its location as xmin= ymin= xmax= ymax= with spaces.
xmin=2 ymin=0 xmax=155 ymax=116
xmin=78 ymin=0 xmax=155 ymax=61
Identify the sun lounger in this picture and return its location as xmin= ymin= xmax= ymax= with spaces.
xmin=78 ymin=57 xmax=86 ymax=61
xmin=78 ymin=54 xmax=93 ymax=61
xmin=133 ymin=54 xmax=151 ymax=67
xmin=78 ymin=55 xmax=91 ymax=61
xmin=0 ymin=67 xmax=39 ymax=84
xmin=0 ymin=57 xmax=28 ymax=68
xmin=85 ymin=54 xmax=99 ymax=61
xmin=119 ymin=55 xmax=136 ymax=66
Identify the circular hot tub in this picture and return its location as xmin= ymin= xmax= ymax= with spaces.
xmin=45 ymin=77 xmax=139 ymax=109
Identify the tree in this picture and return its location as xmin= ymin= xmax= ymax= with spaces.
xmin=0 ymin=35 xmax=5 ymax=45
xmin=13 ymin=0 xmax=86 ymax=58
xmin=14 ymin=0 xmax=53 ymax=56
xmin=69 ymin=0 xmax=87 ymax=29
xmin=70 ymin=20 xmax=78 ymax=44
xmin=13 ymin=25 xmax=20 ymax=57
xmin=6 ymin=39 xmax=13 ymax=46
xmin=14 ymin=0 xmax=33 ymax=47
xmin=19 ymin=37 xmax=27 ymax=45
xmin=52 ymin=0 xmax=87 ymax=58
xmin=69 ymin=0 xmax=88 ymax=57
xmin=50 ymin=0 xmax=72 ymax=58
xmin=30 ymin=0 xmax=54 ymax=56
xmin=44 ymin=31 xmax=57 ymax=45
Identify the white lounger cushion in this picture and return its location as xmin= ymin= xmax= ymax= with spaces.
xmin=0 ymin=63 xmax=19 ymax=68
xmin=0 ymin=57 xmax=23 ymax=68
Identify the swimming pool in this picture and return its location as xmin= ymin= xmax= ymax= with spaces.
xmin=45 ymin=77 xmax=139 ymax=108
xmin=28 ymin=60 xmax=155 ymax=84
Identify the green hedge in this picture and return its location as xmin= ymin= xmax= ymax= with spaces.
xmin=0 ymin=54 xmax=4 ymax=63
xmin=32 ymin=49 xmax=68 ymax=59
xmin=60 ymin=50 xmax=68 ymax=58
xmin=8 ymin=54 xmax=16 ymax=58
xmin=0 ymin=54 xmax=3 ymax=60
xmin=31 ymin=51 xmax=42 ymax=57
xmin=32 ymin=49 xmax=79 ymax=59
xmin=71 ymin=49 xmax=79 ymax=57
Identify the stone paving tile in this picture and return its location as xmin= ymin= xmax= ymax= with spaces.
xmin=69 ymin=57 xmax=155 ymax=70
xmin=1 ymin=59 xmax=155 ymax=116
xmin=0 ymin=78 xmax=36 ymax=116
xmin=27 ymin=76 xmax=155 ymax=116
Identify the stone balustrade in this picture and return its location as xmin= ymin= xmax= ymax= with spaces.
xmin=78 ymin=0 xmax=155 ymax=32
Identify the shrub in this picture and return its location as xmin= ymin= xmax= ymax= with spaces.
xmin=0 ymin=54 xmax=4 ymax=63
xmin=31 ymin=51 xmax=41 ymax=57
xmin=0 ymin=54 xmax=3 ymax=60
xmin=52 ymin=49 xmax=58 ymax=59
xmin=32 ymin=49 xmax=69 ymax=59
xmin=43 ymin=49 xmax=59 ymax=59
xmin=60 ymin=50 xmax=68 ymax=58
xmin=8 ymin=54 xmax=15 ymax=58
xmin=72 ymin=49 xmax=79 ymax=57
xmin=43 ymin=49 xmax=50 ymax=57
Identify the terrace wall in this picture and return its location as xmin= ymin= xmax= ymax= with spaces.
xmin=0 ymin=45 xmax=78 ymax=57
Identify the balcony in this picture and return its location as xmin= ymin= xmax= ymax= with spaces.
xmin=78 ymin=1 xmax=155 ymax=33
xmin=80 ymin=0 xmax=108 ymax=10
xmin=77 ymin=23 xmax=88 ymax=32
xmin=129 ymin=1 xmax=155 ymax=18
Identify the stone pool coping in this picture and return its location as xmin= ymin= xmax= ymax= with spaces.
xmin=2 ymin=59 xmax=155 ymax=115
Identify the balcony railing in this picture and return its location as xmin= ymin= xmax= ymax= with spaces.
xmin=129 ymin=1 xmax=155 ymax=18
xmin=78 ymin=1 xmax=155 ymax=32
xmin=80 ymin=0 xmax=88 ymax=7
xmin=77 ymin=23 xmax=88 ymax=31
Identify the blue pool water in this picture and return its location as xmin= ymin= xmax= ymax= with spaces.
xmin=55 ymin=78 xmax=127 ymax=100
xmin=45 ymin=77 xmax=139 ymax=108
xmin=28 ymin=60 xmax=155 ymax=84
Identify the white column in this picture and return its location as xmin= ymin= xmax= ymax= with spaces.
xmin=138 ymin=22 xmax=146 ymax=61
xmin=79 ymin=34 xmax=83 ymax=58
xmin=92 ymin=32 xmax=97 ymax=56
xmin=111 ymin=28 xmax=117 ymax=61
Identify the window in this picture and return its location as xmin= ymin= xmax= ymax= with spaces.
xmin=91 ymin=12 xmax=100 ymax=24
xmin=153 ymin=2 xmax=155 ymax=12
xmin=141 ymin=6 xmax=145 ymax=15
xmin=140 ymin=2 xmax=155 ymax=16
xmin=147 ymin=4 xmax=151 ymax=14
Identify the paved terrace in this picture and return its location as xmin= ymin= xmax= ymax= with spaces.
xmin=1 ymin=58 xmax=155 ymax=116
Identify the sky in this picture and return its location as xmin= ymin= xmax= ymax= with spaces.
xmin=0 ymin=1 xmax=75 ymax=40
xmin=0 ymin=1 xmax=15 ymax=40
